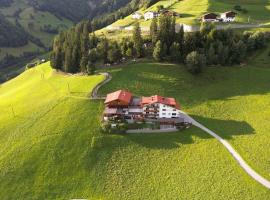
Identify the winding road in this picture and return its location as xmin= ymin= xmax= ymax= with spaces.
xmin=92 ymin=71 xmax=270 ymax=190
xmin=91 ymin=72 xmax=112 ymax=99
xmin=181 ymin=112 xmax=270 ymax=190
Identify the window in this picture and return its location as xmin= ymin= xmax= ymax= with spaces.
xmin=172 ymin=113 xmax=176 ymax=116
xmin=162 ymin=113 xmax=166 ymax=115
xmin=162 ymin=109 xmax=166 ymax=111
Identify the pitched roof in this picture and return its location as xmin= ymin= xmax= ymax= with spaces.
xmin=222 ymin=11 xmax=237 ymax=17
xmin=105 ymin=90 xmax=132 ymax=104
xmin=202 ymin=13 xmax=218 ymax=19
xmin=141 ymin=95 xmax=180 ymax=109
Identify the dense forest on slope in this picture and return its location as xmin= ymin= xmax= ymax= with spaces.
xmin=50 ymin=18 xmax=269 ymax=75
xmin=0 ymin=0 xmax=12 ymax=7
xmin=0 ymin=0 xmax=158 ymax=73
xmin=0 ymin=14 xmax=28 ymax=47
xmin=37 ymin=0 xmax=158 ymax=22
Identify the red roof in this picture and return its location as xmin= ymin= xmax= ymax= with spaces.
xmin=141 ymin=95 xmax=180 ymax=109
xmin=105 ymin=90 xmax=132 ymax=104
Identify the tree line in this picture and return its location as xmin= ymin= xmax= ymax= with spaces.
xmin=51 ymin=16 xmax=269 ymax=74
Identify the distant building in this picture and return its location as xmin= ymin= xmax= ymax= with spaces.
xmin=144 ymin=11 xmax=159 ymax=20
xmin=132 ymin=12 xmax=143 ymax=20
xmin=201 ymin=13 xmax=219 ymax=22
xmin=161 ymin=10 xmax=179 ymax=17
xmin=221 ymin=11 xmax=237 ymax=22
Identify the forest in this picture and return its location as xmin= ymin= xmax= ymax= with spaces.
xmin=0 ymin=0 xmax=13 ymax=7
xmin=0 ymin=14 xmax=29 ymax=47
xmin=51 ymin=16 xmax=269 ymax=74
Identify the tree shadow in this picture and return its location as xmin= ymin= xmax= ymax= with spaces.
xmin=99 ymin=62 xmax=270 ymax=108
xmin=119 ymin=115 xmax=255 ymax=150
xmin=180 ymin=13 xmax=194 ymax=18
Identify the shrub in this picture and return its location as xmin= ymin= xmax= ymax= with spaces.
xmin=101 ymin=121 xmax=112 ymax=133
xmin=186 ymin=51 xmax=206 ymax=74
xmin=234 ymin=5 xmax=242 ymax=11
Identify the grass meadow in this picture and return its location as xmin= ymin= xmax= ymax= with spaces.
xmin=0 ymin=48 xmax=270 ymax=198
xmin=104 ymin=0 xmax=270 ymax=33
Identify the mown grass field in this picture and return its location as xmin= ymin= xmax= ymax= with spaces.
xmin=1 ymin=53 xmax=270 ymax=198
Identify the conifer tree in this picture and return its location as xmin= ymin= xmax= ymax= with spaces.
xmin=132 ymin=22 xmax=143 ymax=58
xmin=150 ymin=18 xmax=158 ymax=45
xmin=153 ymin=40 xmax=165 ymax=61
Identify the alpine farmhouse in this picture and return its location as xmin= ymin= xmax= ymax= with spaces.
xmin=103 ymin=90 xmax=186 ymax=126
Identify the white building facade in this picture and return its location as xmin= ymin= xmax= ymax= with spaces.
xmin=221 ymin=13 xmax=236 ymax=22
xmin=132 ymin=12 xmax=143 ymax=20
xmin=144 ymin=11 xmax=159 ymax=20
xmin=143 ymin=103 xmax=181 ymax=119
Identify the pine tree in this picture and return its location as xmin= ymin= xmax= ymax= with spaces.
xmin=176 ymin=25 xmax=184 ymax=57
xmin=97 ymin=37 xmax=109 ymax=63
xmin=169 ymin=42 xmax=181 ymax=62
xmin=150 ymin=18 xmax=158 ymax=45
xmin=87 ymin=62 xmax=96 ymax=75
xmin=153 ymin=40 xmax=164 ymax=61
xmin=64 ymin=46 xmax=72 ymax=72
xmin=108 ymin=42 xmax=122 ymax=63
xmin=207 ymin=44 xmax=216 ymax=65
xmin=80 ymin=55 xmax=88 ymax=72
xmin=186 ymin=51 xmax=206 ymax=74
xmin=132 ymin=22 xmax=143 ymax=58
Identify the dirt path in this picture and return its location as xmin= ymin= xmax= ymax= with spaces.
xmin=181 ymin=112 xmax=270 ymax=190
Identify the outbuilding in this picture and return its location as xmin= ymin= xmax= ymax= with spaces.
xmin=221 ymin=11 xmax=237 ymax=22
xmin=201 ymin=13 xmax=219 ymax=22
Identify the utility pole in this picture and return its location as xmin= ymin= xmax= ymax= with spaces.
xmin=10 ymin=105 xmax=15 ymax=117
xmin=67 ymin=82 xmax=70 ymax=94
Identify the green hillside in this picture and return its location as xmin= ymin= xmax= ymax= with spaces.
xmin=1 ymin=44 xmax=270 ymax=198
xmin=0 ymin=0 xmax=148 ymax=75
xmin=103 ymin=0 xmax=270 ymax=31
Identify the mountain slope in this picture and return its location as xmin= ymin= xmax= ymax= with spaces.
xmin=103 ymin=0 xmax=270 ymax=32
xmin=0 ymin=0 xmax=158 ymax=77
xmin=1 ymin=56 xmax=270 ymax=198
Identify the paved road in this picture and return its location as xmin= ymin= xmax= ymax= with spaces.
xmin=91 ymin=72 xmax=112 ymax=100
xmin=106 ymin=23 xmax=262 ymax=33
xmin=181 ymin=112 xmax=270 ymax=190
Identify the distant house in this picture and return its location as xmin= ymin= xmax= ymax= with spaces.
xmin=221 ymin=11 xmax=237 ymax=22
xmin=132 ymin=12 xmax=143 ymax=20
xmin=144 ymin=11 xmax=159 ymax=20
xmin=161 ymin=10 xmax=179 ymax=17
xmin=201 ymin=13 xmax=219 ymax=22
xmin=103 ymin=90 xmax=184 ymax=124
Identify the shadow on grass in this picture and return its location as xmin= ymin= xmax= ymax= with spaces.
xmin=180 ymin=13 xmax=195 ymax=18
xmin=192 ymin=115 xmax=255 ymax=140
xmin=98 ymin=61 xmax=270 ymax=108
xmin=118 ymin=115 xmax=255 ymax=149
